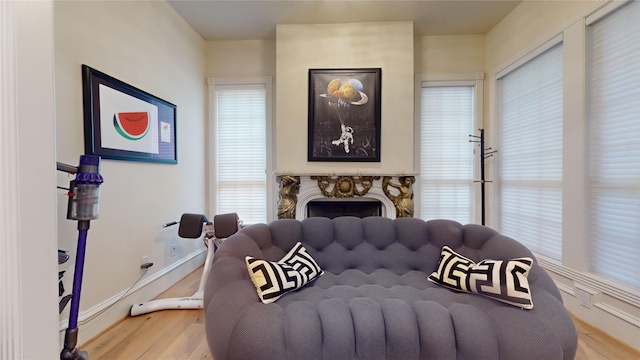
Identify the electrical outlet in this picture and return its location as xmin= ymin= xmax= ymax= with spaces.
xmin=170 ymin=244 xmax=177 ymax=257
xmin=140 ymin=255 xmax=154 ymax=269
xmin=577 ymin=289 xmax=592 ymax=308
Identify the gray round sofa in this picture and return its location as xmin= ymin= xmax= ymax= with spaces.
xmin=203 ymin=216 xmax=577 ymax=360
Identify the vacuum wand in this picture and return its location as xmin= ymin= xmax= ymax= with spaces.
xmin=60 ymin=155 xmax=103 ymax=360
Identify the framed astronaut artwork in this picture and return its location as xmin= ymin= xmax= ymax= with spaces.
xmin=307 ymin=68 xmax=381 ymax=162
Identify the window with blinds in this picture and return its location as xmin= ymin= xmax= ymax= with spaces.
xmin=214 ymin=83 xmax=267 ymax=224
xmin=588 ymin=0 xmax=640 ymax=290
xmin=420 ymin=85 xmax=474 ymax=224
xmin=497 ymin=43 xmax=563 ymax=261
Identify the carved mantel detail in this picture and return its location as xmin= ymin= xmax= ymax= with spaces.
xmin=277 ymin=175 xmax=300 ymax=219
xmin=275 ymin=173 xmax=417 ymax=220
xmin=310 ymin=175 xmax=380 ymax=198
xmin=382 ymin=176 xmax=415 ymax=218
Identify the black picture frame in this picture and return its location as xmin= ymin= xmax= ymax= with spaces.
xmin=308 ymin=68 xmax=381 ymax=162
xmin=82 ymin=64 xmax=177 ymax=164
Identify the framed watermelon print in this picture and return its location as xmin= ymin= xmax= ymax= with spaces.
xmin=82 ymin=65 xmax=177 ymax=164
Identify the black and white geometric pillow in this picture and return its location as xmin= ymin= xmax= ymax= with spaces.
xmin=246 ymin=242 xmax=324 ymax=304
xmin=428 ymin=246 xmax=534 ymax=309
xmin=428 ymin=246 xmax=476 ymax=292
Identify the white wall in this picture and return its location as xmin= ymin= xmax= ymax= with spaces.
xmin=0 ymin=1 xmax=59 ymax=358
xmin=485 ymin=0 xmax=640 ymax=350
xmin=17 ymin=1 xmax=59 ymax=354
xmin=275 ymin=21 xmax=415 ymax=175
xmin=415 ymin=35 xmax=485 ymax=75
xmin=206 ymin=40 xmax=276 ymax=78
xmin=485 ymin=0 xmax=593 ymax=69
xmin=54 ymin=0 xmax=206 ymax=344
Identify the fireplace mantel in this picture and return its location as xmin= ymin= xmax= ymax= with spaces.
xmin=274 ymin=172 xmax=417 ymax=220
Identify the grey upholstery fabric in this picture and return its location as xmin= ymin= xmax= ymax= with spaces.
xmin=204 ymin=217 xmax=577 ymax=360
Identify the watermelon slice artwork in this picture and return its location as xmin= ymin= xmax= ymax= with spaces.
xmin=113 ymin=112 xmax=150 ymax=141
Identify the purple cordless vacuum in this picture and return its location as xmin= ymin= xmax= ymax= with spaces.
xmin=58 ymin=155 xmax=104 ymax=360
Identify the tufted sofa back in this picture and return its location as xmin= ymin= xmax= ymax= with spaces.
xmin=281 ymin=216 xmax=445 ymax=275
xmin=221 ymin=216 xmax=536 ymax=276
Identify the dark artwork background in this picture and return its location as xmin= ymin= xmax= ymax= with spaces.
xmin=308 ymin=69 xmax=380 ymax=162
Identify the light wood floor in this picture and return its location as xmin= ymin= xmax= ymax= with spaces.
xmin=81 ymin=267 xmax=640 ymax=360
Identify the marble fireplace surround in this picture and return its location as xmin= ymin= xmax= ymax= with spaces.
xmin=275 ymin=173 xmax=417 ymax=220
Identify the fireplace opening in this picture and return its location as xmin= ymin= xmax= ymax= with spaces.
xmin=306 ymin=199 xmax=382 ymax=219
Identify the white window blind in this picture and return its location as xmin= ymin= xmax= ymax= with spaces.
xmin=588 ymin=0 xmax=640 ymax=290
xmin=420 ymin=85 xmax=474 ymax=224
xmin=215 ymin=84 xmax=266 ymax=224
xmin=497 ymin=43 xmax=563 ymax=261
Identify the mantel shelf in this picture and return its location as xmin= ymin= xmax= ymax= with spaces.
xmin=273 ymin=171 xmax=419 ymax=177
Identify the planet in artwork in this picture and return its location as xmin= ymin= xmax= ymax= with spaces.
xmin=321 ymin=78 xmax=368 ymax=105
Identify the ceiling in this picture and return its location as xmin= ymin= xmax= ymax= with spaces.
xmin=168 ymin=0 xmax=522 ymax=41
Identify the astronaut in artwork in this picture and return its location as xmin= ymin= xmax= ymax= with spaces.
xmin=331 ymin=124 xmax=354 ymax=153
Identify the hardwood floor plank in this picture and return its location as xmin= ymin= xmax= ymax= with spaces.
xmin=82 ymin=266 xmax=640 ymax=360
xmin=155 ymin=316 xmax=208 ymax=359
xmin=88 ymin=311 xmax=196 ymax=359
xmin=185 ymin=338 xmax=213 ymax=360
xmin=82 ymin=310 xmax=166 ymax=358
xmin=81 ymin=267 xmax=205 ymax=359
xmin=573 ymin=315 xmax=640 ymax=360
xmin=131 ymin=311 xmax=201 ymax=359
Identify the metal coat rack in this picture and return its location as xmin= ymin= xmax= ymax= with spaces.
xmin=469 ymin=129 xmax=497 ymax=225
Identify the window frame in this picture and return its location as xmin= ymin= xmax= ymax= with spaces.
xmin=494 ymin=40 xmax=565 ymax=261
xmin=586 ymin=0 xmax=640 ymax=290
xmin=414 ymin=73 xmax=484 ymax=224
xmin=207 ymin=77 xmax=274 ymax=224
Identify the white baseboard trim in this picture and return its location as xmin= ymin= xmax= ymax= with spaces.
xmin=594 ymin=302 xmax=640 ymax=328
xmin=59 ymin=248 xmax=206 ymax=331
xmin=538 ymin=257 xmax=640 ymax=307
xmin=538 ymin=257 xmax=640 ymax=351
xmin=554 ymin=280 xmax=575 ymax=297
